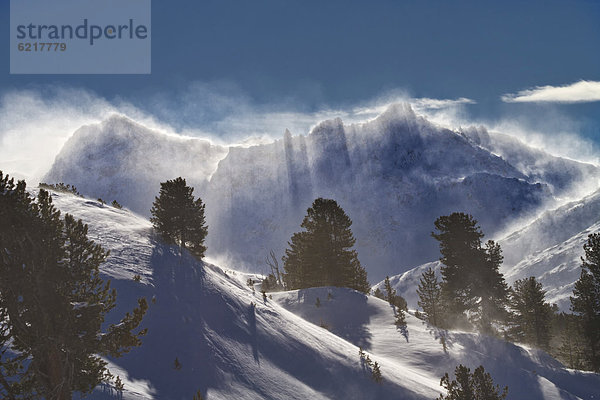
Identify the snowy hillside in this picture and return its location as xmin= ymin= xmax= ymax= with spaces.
xmin=501 ymin=188 xmax=600 ymax=268
xmin=499 ymin=189 xmax=600 ymax=310
xmin=375 ymin=188 xmax=600 ymax=312
xmin=45 ymin=189 xmax=599 ymax=400
xmin=43 ymin=104 xmax=600 ymax=281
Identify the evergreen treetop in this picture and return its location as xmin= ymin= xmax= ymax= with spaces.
xmin=432 ymin=213 xmax=509 ymax=331
xmin=432 ymin=213 xmax=484 ymax=315
xmin=509 ymin=276 xmax=553 ymax=350
xmin=150 ymin=177 xmax=208 ymax=258
xmin=438 ymin=364 xmax=507 ymax=400
xmin=416 ymin=267 xmax=442 ymax=327
xmin=282 ymin=198 xmax=370 ymax=293
xmin=384 ymin=276 xmax=396 ymax=305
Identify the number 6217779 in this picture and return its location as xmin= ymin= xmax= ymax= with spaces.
xmin=18 ymin=42 xmax=67 ymax=52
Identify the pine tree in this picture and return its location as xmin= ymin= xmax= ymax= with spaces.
xmin=477 ymin=240 xmax=509 ymax=333
xmin=0 ymin=172 xmax=148 ymax=400
xmin=358 ymin=346 xmax=366 ymax=362
xmin=432 ymin=213 xmax=508 ymax=331
xmin=509 ymin=277 xmax=553 ymax=350
xmin=193 ymin=390 xmax=204 ymax=400
xmin=570 ymin=233 xmax=600 ymax=371
xmin=114 ymin=376 xmax=124 ymax=398
xmin=395 ymin=310 xmax=407 ymax=329
xmin=557 ymin=314 xmax=585 ymax=369
xmin=282 ymin=198 xmax=369 ymax=292
xmin=384 ymin=276 xmax=396 ymax=305
xmin=417 ymin=267 xmax=442 ymax=327
xmin=150 ymin=177 xmax=208 ymax=258
xmin=174 ymin=357 xmax=182 ymax=371
xmin=373 ymin=287 xmax=385 ymax=300
xmin=371 ymin=362 xmax=383 ymax=383
xmin=432 ymin=213 xmax=483 ymax=318
xmin=438 ymin=365 xmax=507 ymax=400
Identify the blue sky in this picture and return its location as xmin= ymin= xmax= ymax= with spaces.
xmin=2 ymin=0 xmax=600 ymax=141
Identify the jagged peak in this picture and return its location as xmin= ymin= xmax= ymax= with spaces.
xmin=97 ymin=114 xmax=159 ymax=139
xmin=375 ymin=102 xmax=418 ymax=123
xmin=67 ymin=114 xmax=153 ymax=143
xmin=309 ymin=117 xmax=345 ymax=138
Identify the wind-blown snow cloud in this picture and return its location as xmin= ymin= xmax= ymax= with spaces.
xmin=502 ymin=80 xmax=600 ymax=103
xmin=1 ymin=82 xmax=597 ymax=186
xmin=0 ymin=84 xmax=478 ymax=182
xmin=0 ymin=88 xmax=115 ymax=181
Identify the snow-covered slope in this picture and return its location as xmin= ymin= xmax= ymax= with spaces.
xmin=371 ymin=261 xmax=444 ymax=312
xmin=501 ymin=188 xmax=600 ymax=267
xmin=498 ymin=189 xmax=600 ymax=310
xmin=43 ymin=104 xmax=600 ymax=281
xmin=461 ymin=125 xmax=600 ymax=196
xmin=375 ymin=188 xmax=600 ymax=311
xmin=46 ymin=190 xmax=599 ymax=400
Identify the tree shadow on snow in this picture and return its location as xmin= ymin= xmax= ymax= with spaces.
xmin=101 ymin=239 xmax=221 ymax=400
xmin=295 ymin=288 xmax=374 ymax=350
xmin=248 ymin=302 xmax=259 ymax=364
xmin=101 ymin=240 xmax=433 ymax=400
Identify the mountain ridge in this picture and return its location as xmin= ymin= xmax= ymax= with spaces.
xmin=43 ymin=104 xmax=600 ymax=281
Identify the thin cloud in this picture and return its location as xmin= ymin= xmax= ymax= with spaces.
xmin=502 ymin=80 xmax=600 ymax=103
xmin=352 ymin=97 xmax=474 ymax=115
xmin=412 ymin=97 xmax=475 ymax=110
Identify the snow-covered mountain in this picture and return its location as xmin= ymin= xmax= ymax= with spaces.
xmin=377 ymin=188 xmax=600 ymax=312
xmin=500 ymin=189 xmax=600 ymax=310
xmin=43 ymin=104 xmax=600 ymax=281
xmin=46 ymin=190 xmax=600 ymax=400
xmin=44 ymin=116 xmax=227 ymax=215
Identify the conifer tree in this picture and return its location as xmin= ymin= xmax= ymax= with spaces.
xmin=432 ymin=213 xmax=483 ymax=317
xmin=193 ymin=390 xmax=204 ymax=400
xmin=282 ymin=198 xmax=369 ymax=292
xmin=477 ymin=240 xmax=509 ymax=333
xmin=173 ymin=357 xmax=182 ymax=371
xmin=432 ymin=213 xmax=508 ymax=331
xmin=373 ymin=287 xmax=385 ymax=300
xmin=150 ymin=177 xmax=208 ymax=258
xmin=371 ymin=362 xmax=383 ymax=383
xmin=570 ymin=233 xmax=600 ymax=371
xmin=509 ymin=277 xmax=553 ymax=350
xmin=438 ymin=365 xmax=507 ymax=400
xmin=383 ymin=276 xmax=396 ymax=305
xmin=0 ymin=172 xmax=147 ymax=400
xmin=417 ymin=267 xmax=442 ymax=327
xmin=395 ymin=311 xmax=407 ymax=329
xmin=557 ymin=314 xmax=585 ymax=369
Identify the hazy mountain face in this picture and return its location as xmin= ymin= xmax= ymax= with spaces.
xmin=44 ymin=104 xmax=600 ymax=281
xmin=44 ymin=116 xmax=228 ymax=215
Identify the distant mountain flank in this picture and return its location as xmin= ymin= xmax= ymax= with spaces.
xmin=44 ymin=104 xmax=600 ymax=281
